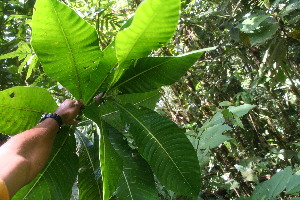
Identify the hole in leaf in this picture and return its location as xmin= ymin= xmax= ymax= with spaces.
xmin=84 ymin=66 xmax=90 ymax=69
xmin=9 ymin=92 xmax=15 ymax=98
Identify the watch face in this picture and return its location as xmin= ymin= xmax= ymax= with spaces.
xmin=48 ymin=113 xmax=55 ymax=118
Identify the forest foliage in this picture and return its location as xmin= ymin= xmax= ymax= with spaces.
xmin=1 ymin=0 xmax=300 ymax=199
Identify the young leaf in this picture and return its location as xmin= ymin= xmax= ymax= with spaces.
xmin=76 ymin=130 xmax=103 ymax=200
xmin=116 ymin=103 xmax=201 ymax=197
xmin=31 ymin=0 xmax=107 ymax=103
xmin=114 ymin=49 xmax=214 ymax=94
xmin=115 ymin=0 xmax=180 ymax=65
xmin=26 ymin=55 xmax=39 ymax=80
xmin=99 ymin=120 xmax=123 ymax=200
xmin=0 ymin=86 xmax=57 ymax=136
xmin=13 ymin=128 xmax=79 ymax=200
xmin=107 ymin=124 xmax=158 ymax=200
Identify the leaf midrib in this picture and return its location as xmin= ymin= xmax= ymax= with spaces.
xmin=117 ymin=103 xmax=194 ymax=191
xmin=76 ymin=130 xmax=102 ymax=198
xmin=115 ymin=57 xmax=175 ymax=89
xmin=51 ymin=0 xmax=82 ymax=98
xmin=0 ymin=104 xmax=44 ymax=113
xmin=117 ymin=1 xmax=160 ymax=64
xmin=101 ymin=92 xmax=160 ymax=118
xmin=122 ymin=171 xmax=134 ymax=200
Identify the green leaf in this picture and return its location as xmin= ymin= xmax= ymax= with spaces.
xmin=0 ymin=86 xmax=57 ymax=136
xmin=228 ymin=104 xmax=256 ymax=117
xmin=114 ymin=49 xmax=212 ymax=94
xmin=13 ymin=128 xmax=79 ymax=200
xmin=116 ymin=103 xmax=201 ymax=197
xmin=26 ymin=55 xmax=39 ymax=80
xmin=219 ymin=101 xmax=232 ymax=107
xmin=99 ymin=120 xmax=123 ymax=200
xmin=0 ymin=52 xmax=26 ymax=60
xmin=286 ymin=173 xmax=300 ymax=194
xmin=107 ymin=124 xmax=158 ymax=200
xmin=250 ymin=167 xmax=292 ymax=200
xmin=115 ymin=0 xmax=180 ymax=65
xmin=248 ymin=23 xmax=279 ymax=46
xmin=197 ymin=124 xmax=232 ymax=149
xmin=18 ymin=54 xmax=31 ymax=73
xmin=76 ymin=130 xmax=103 ymax=200
xmin=200 ymin=112 xmax=225 ymax=131
xmin=280 ymin=1 xmax=300 ymax=17
xmin=31 ymin=0 xmax=108 ymax=103
xmin=237 ymin=15 xmax=271 ymax=33
xmin=0 ymin=41 xmax=32 ymax=60
xmin=84 ymin=90 xmax=161 ymax=131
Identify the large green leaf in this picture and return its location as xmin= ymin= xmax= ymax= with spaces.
xmin=0 ymin=86 xmax=57 ymax=136
xmin=116 ymin=103 xmax=201 ymax=197
xmin=76 ymin=130 xmax=102 ymax=200
xmin=84 ymin=90 xmax=161 ymax=131
xmin=99 ymin=120 xmax=123 ymax=200
xmin=107 ymin=124 xmax=158 ymax=200
xmin=31 ymin=0 xmax=109 ymax=103
xmin=13 ymin=128 xmax=79 ymax=200
xmin=115 ymin=0 xmax=180 ymax=65
xmin=114 ymin=49 xmax=214 ymax=94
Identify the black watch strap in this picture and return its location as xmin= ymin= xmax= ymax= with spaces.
xmin=39 ymin=113 xmax=63 ymax=130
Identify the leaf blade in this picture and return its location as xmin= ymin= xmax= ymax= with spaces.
xmin=116 ymin=103 xmax=201 ymax=197
xmin=0 ymin=86 xmax=57 ymax=135
xmin=31 ymin=0 xmax=107 ymax=102
xmin=99 ymin=120 xmax=123 ymax=200
xmin=115 ymin=0 xmax=180 ymax=64
xmin=115 ymin=49 xmax=214 ymax=93
xmin=76 ymin=130 xmax=103 ymax=200
xmin=107 ymin=124 xmax=158 ymax=200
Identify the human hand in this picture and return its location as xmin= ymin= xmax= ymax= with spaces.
xmin=55 ymin=99 xmax=83 ymax=125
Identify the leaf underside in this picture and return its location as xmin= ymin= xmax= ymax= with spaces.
xmin=115 ymin=0 xmax=180 ymax=65
xmin=0 ymin=86 xmax=57 ymax=135
xmin=76 ymin=130 xmax=103 ymax=200
xmin=84 ymin=90 xmax=161 ymax=131
xmin=114 ymin=49 xmax=209 ymax=94
xmin=107 ymin=125 xmax=158 ymax=200
xmin=99 ymin=120 xmax=123 ymax=200
xmin=117 ymin=104 xmax=201 ymax=197
xmin=31 ymin=0 xmax=109 ymax=103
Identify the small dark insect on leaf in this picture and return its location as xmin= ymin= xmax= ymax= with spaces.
xmin=9 ymin=92 xmax=15 ymax=98
xmin=83 ymin=66 xmax=90 ymax=69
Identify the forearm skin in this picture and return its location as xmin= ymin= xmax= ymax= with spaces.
xmin=0 ymin=118 xmax=59 ymax=197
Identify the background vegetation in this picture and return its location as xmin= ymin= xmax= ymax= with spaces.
xmin=1 ymin=0 xmax=300 ymax=199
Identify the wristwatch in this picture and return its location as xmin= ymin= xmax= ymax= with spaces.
xmin=39 ymin=113 xmax=63 ymax=131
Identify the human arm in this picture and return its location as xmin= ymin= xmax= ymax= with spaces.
xmin=0 ymin=99 xmax=83 ymax=198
